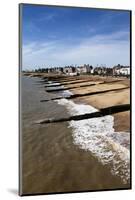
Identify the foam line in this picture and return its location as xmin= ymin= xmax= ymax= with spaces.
xmin=56 ymin=98 xmax=130 ymax=184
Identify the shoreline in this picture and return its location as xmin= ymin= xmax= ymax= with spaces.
xmin=23 ymin=73 xmax=130 ymax=132
xmin=67 ymin=76 xmax=130 ymax=133
xmin=56 ymin=95 xmax=130 ymax=185
xmin=21 ymin=75 xmax=131 ymax=193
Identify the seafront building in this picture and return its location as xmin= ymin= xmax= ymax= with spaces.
xmin=113 ymin=65 xmax=130 ymax=76
xmin=32 ymin=64 xmax=130 ymax=77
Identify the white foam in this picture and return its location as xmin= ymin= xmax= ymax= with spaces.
xmin=47 ymin=82 xmax=60 ymax=86
xmin=62 ymin=90 xmax=73 ymax=97
xmin=56 ymin=98 xmax=130 ymax=184
xmin=48 ymin=81 xmax=52 ymax=84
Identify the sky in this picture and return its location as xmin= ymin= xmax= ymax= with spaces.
xmin=22 ymin=4 xmax=130 ymax=70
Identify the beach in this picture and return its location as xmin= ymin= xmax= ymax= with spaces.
xmin=21 ymin=74 xmax=130 ymax=195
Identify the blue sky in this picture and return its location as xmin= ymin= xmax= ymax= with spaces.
xmin=22 ymin=4 xmax=130 ymax=70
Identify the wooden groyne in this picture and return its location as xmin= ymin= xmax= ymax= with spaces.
xmin=37 ymin=78 xmax=81 ymax=84
xmin=41 ymin=87 xmax=129 ymax=102
xmin=44 ymin=79 xmax=99 ymax=87
xmin=44 ymin=79 xmax=122 ymax=88
xmin=42 ymin=76 xmax=81 ymax=82
xmin=35 ymin=104 xmax=130 ymax=124
xmin=38 ymin=77 xmax=83 ymax=84
xmin=45 ymin=83 xmax=96 ymax=92
xmin=45 ymin=80 xmax=123 ymax=92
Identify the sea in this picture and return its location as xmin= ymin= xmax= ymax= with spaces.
xmin=20 ymin=75 xmax=130 ymax=195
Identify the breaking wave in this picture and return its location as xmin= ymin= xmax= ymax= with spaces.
xmin=55 ymin=98 xmax=130 ymax=184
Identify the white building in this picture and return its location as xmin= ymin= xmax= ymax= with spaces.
xmin=115 ymin=66 xmax=130 ymax=75
xmin=76 ymin=66 xmax=87 ymax=74
xmin=63 ymin=67 xmax=73 ymax=74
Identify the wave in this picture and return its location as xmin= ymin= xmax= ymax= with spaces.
xmin=62 ymin=90 xmax=73 ymax=97
xmin=47 ymin=82 xmax=60 ymax=86
xmin=56 ymin=98 xmax=130 ymax=184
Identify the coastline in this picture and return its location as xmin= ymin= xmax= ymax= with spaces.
xmin=45 ymin=73 xmax=130 ymax=184
xmin=22 ymin=73 xmax=131 ymax=192
xmin=23 ymin=72 xmax=130 ymax=132
xmin=67 ymin=76 xmax=130 ymax=132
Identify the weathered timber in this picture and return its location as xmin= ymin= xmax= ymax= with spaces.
xmin=38 ymin=77 xmax=84 ymax=84
xmin=35 ymin=104 xmax=130 ymax=124
xmin=46 ymin=84 xmax=96 ymax=92
xmin=66 ymin=87 xmax=129 ymax=99
xmin=42 ymin=76 xmax=81 ymax=82
xmin=41 ymin=86 xmax=129 ymax=102
xmin=44 ymin=79 xmax=122 ymax=88
xmin=45 ymin=80 xmax=123 ymax=92
xmin=99 ymin=79 xmax=122 ymax=84
xmin=44 ymin=79 xmax=98 ymax=87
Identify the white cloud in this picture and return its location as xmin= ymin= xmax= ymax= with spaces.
xmin=22 ymin=31 xmax=130 ymax=70
xmin=37 ymin=13 xmax=56 ymax=23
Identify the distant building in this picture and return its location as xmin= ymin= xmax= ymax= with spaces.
xmin=93 ymin=67 xmax=113 ymax=76
xmin=76 ymin=66 xmax=87 ymax=74
xmin=119 ymin=67 xmax=130 ymax=75
xmin=63 ymin=66 xmax=76 ymax=75
xmin=113 ymin=65 xmax=130 ymax=76
xmin=85 ymin=65 xmax=93 ymax=74
xmin=33 ymin=64 xmax=130 ymax=77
